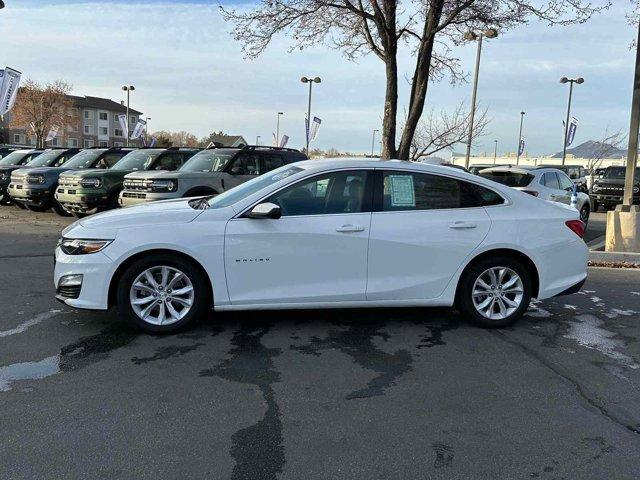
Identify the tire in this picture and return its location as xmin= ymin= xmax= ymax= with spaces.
xmin=25 ymin=204 xmax=50 ymax=213
xmin=116 ymin=254 xmax=209 ymax=334
xmin=72 ymin=211 xmax=89 ymax=219
xmin=13 ymin=201 xmax=26 ymax=210
xmin=457 ymin=256 xmax=532 ymax=328
xmin=579 ymin=204 xmax=590 ymax=226
xmin=52 ymin=200 xmax=72 ymax=217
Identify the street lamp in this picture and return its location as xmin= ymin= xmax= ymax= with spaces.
xmin=493 ymin=140 xmax=498 ymax=164
xmin=559 ymin=76 xmax=584 ymax=165
xmin=463 ymin=28 xmax=498 ymax=169
xmin=122 ymin=85 xmax=135 ymax=147
xmin=516 ymin=111 xmax=525 ymax=165
xmin=276 ymin=112 xmax=283 ymax=147
xmin=301 ymin=76 xmax=321 ymax=154
xmin=371 ymin=129 xmax=379 ymax=157
xmin=256 ymin=135 xmax=261 ymax=146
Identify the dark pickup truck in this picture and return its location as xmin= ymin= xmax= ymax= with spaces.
xmin=590 ymin=166 xmax=640 ymax=211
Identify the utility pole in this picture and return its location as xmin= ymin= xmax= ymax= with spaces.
xmin=493 ymin=140 xmax=498 ymax=164
xmin=256 ymin=135 xmax=261 ymax=146
xmin=516 ymin=111 xmax=525 ymax=165
xmin=623 ymin=23 xmax=640 ymax=208
xmin=276 ymin=112 xmax=283 ymax=147
xmin=371 ymin=129 xmax=379 ymax=157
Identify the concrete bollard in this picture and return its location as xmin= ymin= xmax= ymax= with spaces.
xmin=606 ymin=204 xmax=640 ymax=253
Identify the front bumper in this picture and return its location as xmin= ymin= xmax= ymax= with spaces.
xmin=119 ymin=190 xmax=178 ymax=207
xmin=8 ymin=183 xmax=52 ymax=206
xmin=53 ymin=247 xmax=113 ymax=310
xmin=55 ymin=187 xmax=109 ymax=213
xmin=590 ymin=193 xmax=640 ymax=205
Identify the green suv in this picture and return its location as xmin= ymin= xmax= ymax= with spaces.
xmin=55 ymin=147 xmax=199 ymax=217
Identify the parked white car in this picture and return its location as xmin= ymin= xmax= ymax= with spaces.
xmin=478 ymin=165 xmax=591 ymax=225
xmin=54 ymin=159 xmax=588 ymax=333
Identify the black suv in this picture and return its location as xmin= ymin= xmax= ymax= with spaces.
xmin=590 ymin=166 xmax=640 ymax=211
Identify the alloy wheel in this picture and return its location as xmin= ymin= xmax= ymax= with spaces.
xmin=471 ymin=267 xmax=524 ymax=320
xmin=129 ymin=266 xmax=195 ymax=326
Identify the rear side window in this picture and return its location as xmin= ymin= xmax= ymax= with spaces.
xmin=380 ymin=171 xmax=503 ymax=211
xmin=542 ymin=172 xmax=560 ymax=189
xmin=479 ymin=170 xmax=533 ymax=188
xmin=263 ymin=154 xmax=285 ymax=172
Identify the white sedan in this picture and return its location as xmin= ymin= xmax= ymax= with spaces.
xmin=54 ymin=159 xmax=588 ymax=333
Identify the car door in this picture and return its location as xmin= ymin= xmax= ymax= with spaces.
xmin=366 ymin=170 xmax=497 ymax=301
xmin=544 ymin=171 xmax=570 ymax=204
xmin=224 ymin=169 xmax=372 ymax=305
xmin=223 ymin=152 xmax=261 ymax=190
xmin=556 ymin=171 xmax=576 ymax=205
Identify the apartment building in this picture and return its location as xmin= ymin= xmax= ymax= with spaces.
xmin=2 ymin=95 xmax=142 ymax=148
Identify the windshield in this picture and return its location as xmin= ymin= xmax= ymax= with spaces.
xmin=63 ymin=149 xmax=107 ymax=169
xmin=603 ymin=167 xmax=640 ymax=180
xmin=0 ymin=151 xmax=31 ymax=166
xmin=180 ymin=150 xmax=234 ymax=172
xmin=207 ymin=165 xmax=304 ymax=209
xmin=111 ymin=149 xmax=164 ymax=170
xmin=479 ymin=170 xmax=534 ymax=188
xmin=25 ymin=150 xmax=64 ymax=168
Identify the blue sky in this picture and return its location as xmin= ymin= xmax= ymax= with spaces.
xmin=0 ymin=0 xmax=635 ymax=155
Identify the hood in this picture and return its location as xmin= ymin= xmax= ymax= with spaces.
xmin=125 ymin=170 xmax=219 ymax=180
xmin=123 ymin=170 xmax=172 ymax=180
xmin=65 ymin=168 xmax=124 ymax=179
xmin=12 ymin=166 xmax=70 ymax=177
xmin=78 ymin=197 xmax=204 ymax=230
xmin=0 ymin=165 xmax=27 ymax=174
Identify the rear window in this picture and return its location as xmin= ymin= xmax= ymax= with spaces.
xmin=479 ymin=170 xmax=534 ymax=188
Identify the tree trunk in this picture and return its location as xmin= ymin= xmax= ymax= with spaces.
xmin=396 ymin=1 xmax=444 ymax=160
xmin=381 ymin=52 xmax=398 ymax=159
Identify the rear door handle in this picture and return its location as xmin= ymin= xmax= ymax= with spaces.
xmin=449 ymin=221 xmax=477 ymax=229
xmin=336 ymin=224 xmax=365 ymax=233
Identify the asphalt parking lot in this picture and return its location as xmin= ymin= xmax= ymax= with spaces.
xmin=1 ymin=208 xmax=639 ymax=479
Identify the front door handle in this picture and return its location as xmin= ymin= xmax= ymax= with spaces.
xmin=449 ymin=221 xmax=477 ymax=229
xmin=336 ymin=224 xmax=365 ymax=233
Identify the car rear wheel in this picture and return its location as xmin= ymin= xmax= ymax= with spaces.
xmin=116 ymin=254 xmax=209 ymax=334
xmin=457 ymin=256 xmax=532 ymax=328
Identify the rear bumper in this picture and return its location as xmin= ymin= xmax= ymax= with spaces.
xmin=537 ymin=239 xmax=588 ymax=300
xmin=552 ymin=277 xmax=586 ymax=297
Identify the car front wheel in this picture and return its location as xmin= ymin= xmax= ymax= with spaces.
xmin=457 ymin=256 xmax=532 ymax=328
xmin=116 ymin=254 xmax=209 ymax=333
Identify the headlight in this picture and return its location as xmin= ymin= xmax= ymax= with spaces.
xmin=80 ymin=178 xmax=102 ymax=188
xmin=592 ymin=185 xmax=601 ymax=192
xmin=58 ymin=238 xmax=112 ymax=255
xmin=634 ymin=185 xmax=639 ymax=194
xmin=150 ymin=179 xmax=177 ymax=192
xmin=0 ymin=173 xmax=7 ymax=182
xmin=27 ymin=174 xmax=45 ymax=184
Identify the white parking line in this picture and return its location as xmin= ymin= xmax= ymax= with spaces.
xmin=0 ymin=309 xmax=64 ymax=338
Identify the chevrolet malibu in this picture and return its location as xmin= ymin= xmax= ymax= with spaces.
xmin=54 ymin=159 xmax=588 ymax=334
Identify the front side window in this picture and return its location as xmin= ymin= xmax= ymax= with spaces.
xmin=229 ymin=153 xmax=260 ymax=176
xmin=380 ymin=171 xmax=503 ymax=211
xmin=180 ymin=150 xmax=234 ymax=172
xmin=263 ymin=154 xmax=285 ymax=172
xmin=558 ymin=172 xmax=574 ymax=190
xmin=268 ymin=170 xmax=369 ymax=216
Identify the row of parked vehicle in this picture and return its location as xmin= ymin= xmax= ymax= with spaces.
xmin=0 ymin=145 xmax=308 ymax=217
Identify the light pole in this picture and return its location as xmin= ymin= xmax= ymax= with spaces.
xmin=256 ymin=135 xmax=261 ymax=146
xmin=371 ymin=129 xmax=379 ymax=157
xmin=122 ymin=85 xmax=135 ymax=147
xmin=463 ymin=28 xmax=498 ymax=169
xmin=560 ymin=76 xmax=584 ymax=165
xmin=493 ymin=140 xmax=498 ymax=164
xmin=516 ymin=111 xmax=525 ymax=165
xmin=301 ymin=76 xmax=321 ymax=154
xmin=276 ymin=112 xmax=283 ymax=147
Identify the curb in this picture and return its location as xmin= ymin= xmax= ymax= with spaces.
xmin=588 ymin=250 xmax=640 ymax=267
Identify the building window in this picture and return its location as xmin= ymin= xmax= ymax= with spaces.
xmin=51 ymin=138 xmax=60 ymax=147
xmin=84 ymin=139 xmax=94 ymax=148
xmin=84 ymin=110 xmax=94 ymax=119
xmin=99 ymin=112 xmax=108 ymax=121
xmin=130 ymin=116 xmax=136 ymax=125
xmin=114 ymin=128 xmax=123 ymax=137
xmin=84 ymin=125 xmax=93 ymax=134
xmin=114 ymin=142 xmax=124 ymax=147
xmin=100 ymin=127 xmax=108 ymax=135
xmin=13 ymin=134 xmax=23 ymax=144
xmin=99 ymin=141 xmax=109 ymax=147
xmin=68 ymin=138 xmax=78 ymax=147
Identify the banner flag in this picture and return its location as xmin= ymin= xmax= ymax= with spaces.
xmin=518 ymin=137 xmax=525 ymax=156
xmin=130 ymin=119 xmax=146 ymax=140
xmin=45 ymin=125 xmax=59 ymax=142
xmin=310 ymin=116 xmax=322 ymax=142
xmin=117 ymin=114 xmax=128 ymax=138
xmin=0 ymin=67 xmax=22 ymax=116
xmin=149 ymin=136 xmax=157 ymax=148
xmin=279 ymin=135 xmax=289 ymax=148
xmin=566 ymin=117 xmax=578 ymax=146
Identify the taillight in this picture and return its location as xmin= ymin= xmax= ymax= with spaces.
xmin=565 ymin=220 xmax=585 ymax=238
xmin=522 ymin=190 xmax=539 ymax=197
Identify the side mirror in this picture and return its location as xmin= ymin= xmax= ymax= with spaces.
xmin=248 ymin=202 xmax=281 ymax=219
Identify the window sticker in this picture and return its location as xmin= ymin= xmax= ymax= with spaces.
xmin=389 ymin=174 xmax=415 ymax=207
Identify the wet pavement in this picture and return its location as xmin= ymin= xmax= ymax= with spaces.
xmin=1 ymin=209 xmax=639 ymax=479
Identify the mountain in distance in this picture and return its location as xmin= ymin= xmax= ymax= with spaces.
xmin=550 ymin=140 xmax=627 ymax=159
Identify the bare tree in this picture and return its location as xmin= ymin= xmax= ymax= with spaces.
xmin=9 ymin=79 xmax=74 ymax=148
xmin=150 ymin=130 xmax=200 ymax=147
xmin=586 ymin=129 xmax=626 ymax=175
xmin=409 ymin=102 xmax=489 ymax=160
xmin=221 ymin=0 xmax=608 ymax=159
